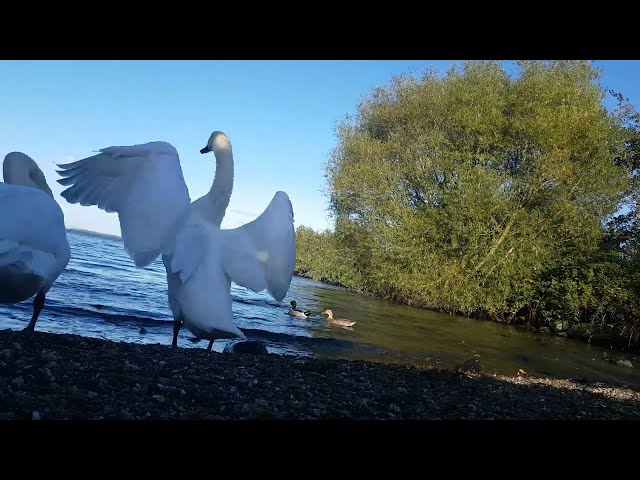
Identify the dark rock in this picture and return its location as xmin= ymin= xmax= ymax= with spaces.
xmin=224 ymin=341 xmax=269 ymax=355
xmin=36 ymin=368 xmax=54 ymax=384
xmin=616 ymin=359 xmax=633 ymax=368
xmin=456 ymin=358 xmax=482 ymax=373
xmin=118 ymin=410 xmax=134 ymax=420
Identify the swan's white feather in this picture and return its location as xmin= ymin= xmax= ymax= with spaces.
xmin=169 ymin=222 xmax=208 ymax=284
xmin=56 ymin=141 xmax=191 ymax=267
xmin=163 ymin=222 xmax=245 ymax=341
xmin=0 ymin=182 xmax=69 ymax=302
xmin=220 ymin=191 xmax=295 ymax=301
xmin=164 ymin=191 xmax=294 ymax=339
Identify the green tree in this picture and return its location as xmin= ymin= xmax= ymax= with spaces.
xmin=297 ymin=60 xmax=640 ymax=349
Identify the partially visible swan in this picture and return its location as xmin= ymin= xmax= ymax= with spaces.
xmin=56 ymin=131 xmax=295 ymax=350
xmin=323 ymin=309 xmax=356 ymax=328
xmin=288 ymin=300 xmax=311 ymax=318
xmin=1 ymin=152 xmax=70 ymax=331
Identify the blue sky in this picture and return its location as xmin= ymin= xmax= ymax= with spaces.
xmin=1 ymin=60 xmax=639 ymax=236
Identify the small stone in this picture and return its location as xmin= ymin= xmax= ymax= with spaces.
xmin=118 ymin=410 xmax=134 ymax=420
xmin=32 ymin=411 xmax=41 ymax=421
xmin=158 ymin=361 xmax=166 ymax=368
xmin=11 ymin=376 xmax=24 ymax=387
xmin=153 ymin=395 xmax=166 ymax=403
xmin=616 ymin=359 xmax=633 ymax=368
xmin=12 ymin=342 xmax=22 ymax=351
xmin=180 ymin=389 xmax=186 ymax=396
xmin=87 ymin=391 xmax=98 ymax=399
xmin=397 ymin=387 xmax=408 ymax=394
xmin=1 ymin=349 xmax=11 ymax=359
xmin=390 ymin=404 xmax=401 ymax=413
xmin=37 ymin=368 xmax=54 ymax=384
xmin=457 ymin=358 xmax=482 ymax=373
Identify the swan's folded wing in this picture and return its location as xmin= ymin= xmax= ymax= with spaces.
xmin=220 ymin=191 xmax=295 ymax=301
xmin=168 ymin=222 xmax=209 ymax=284
xmin=56 ymin=141 xmax=191 ymax=267
xmin=0 ymin=183 xmax=67 ymax=259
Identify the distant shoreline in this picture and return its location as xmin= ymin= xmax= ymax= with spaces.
xmin=67 ymin=228 xmax=122 ymax=241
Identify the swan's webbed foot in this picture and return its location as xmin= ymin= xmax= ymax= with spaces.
xmin=206 ymin=340 xmax=214 ymax=352
xmin=23 ymin=291 xmax=45 ymax=333
xmin=171 ymin=319 xmax=182 ymax=348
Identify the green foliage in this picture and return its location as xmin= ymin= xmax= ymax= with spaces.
xmin=297 ymin=60 xmax=640 ymax=350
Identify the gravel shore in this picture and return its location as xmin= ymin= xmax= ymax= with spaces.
xmin=1 ymin=329 xmax=639 ymax=420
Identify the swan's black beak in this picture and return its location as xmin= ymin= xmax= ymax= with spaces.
xmin=200 ymin=146 xmax=210 ymax=154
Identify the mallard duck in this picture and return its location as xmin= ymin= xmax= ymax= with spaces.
xmin=288 ymin=300 xmax=312 ymax=318
xmin=323 ymin=309 xmax=356 ymax=327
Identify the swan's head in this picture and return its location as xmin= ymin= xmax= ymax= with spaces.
xmin=323 ymin=309 xmax=333 ymax=317
xmin=290 ymin=301 xmax=297 ymax=309
xmin=200 ymin=131 xmax=232 ymax=155
xmin=3 ymin=152 xmax=53 ymax=197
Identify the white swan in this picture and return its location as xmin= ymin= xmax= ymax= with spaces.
xmin=56 ymin=131 xmax=296 ymax=350
xmin=1 ymin=152 xmax=71 ymax=331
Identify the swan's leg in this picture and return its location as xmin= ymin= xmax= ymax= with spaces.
xmin=171 ymin=318 xmax=183 ymax=348
xmin=24 ymin=290 xmax=45 ymax=332
xmin=206 ymin=340 xmax=214 ymax=352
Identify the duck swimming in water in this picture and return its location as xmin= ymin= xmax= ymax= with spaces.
xmin=288 ymin=300 xmax=311 ymax=318
xmin=323 ymin=309 xmax=356 ymax=328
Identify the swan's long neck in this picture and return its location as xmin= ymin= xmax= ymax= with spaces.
xmin=200 ymin=147 xmax=234 ymax=227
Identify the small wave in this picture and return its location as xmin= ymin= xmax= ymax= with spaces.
xmin=234 ymin=297 xmax=284 ymax=309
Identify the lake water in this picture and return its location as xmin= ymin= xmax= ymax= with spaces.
xmin=2 ymin=230 xmax=639 ymax=388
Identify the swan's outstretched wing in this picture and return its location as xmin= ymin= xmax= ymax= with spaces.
xmin=220 ymin=191 xmax=295 ymax=301
xmin=56 ymin=141 xmax=191 ymax=267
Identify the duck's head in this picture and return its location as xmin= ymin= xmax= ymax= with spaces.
xmin=290 ymin=301 xmax=297 ymax=309
xmin=200 ymin=131 xmax=232 ymax=155
xmin=323 ymin=309 xmax=333 ymax=317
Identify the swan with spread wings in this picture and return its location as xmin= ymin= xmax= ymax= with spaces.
xmin=56 ymin=131 xmax=295 ymax=350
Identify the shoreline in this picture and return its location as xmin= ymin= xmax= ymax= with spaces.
xmin=1 ymin=329 xmax=639 ymax=420
xmin=293 ymin=272 xmax=640 ymax=355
